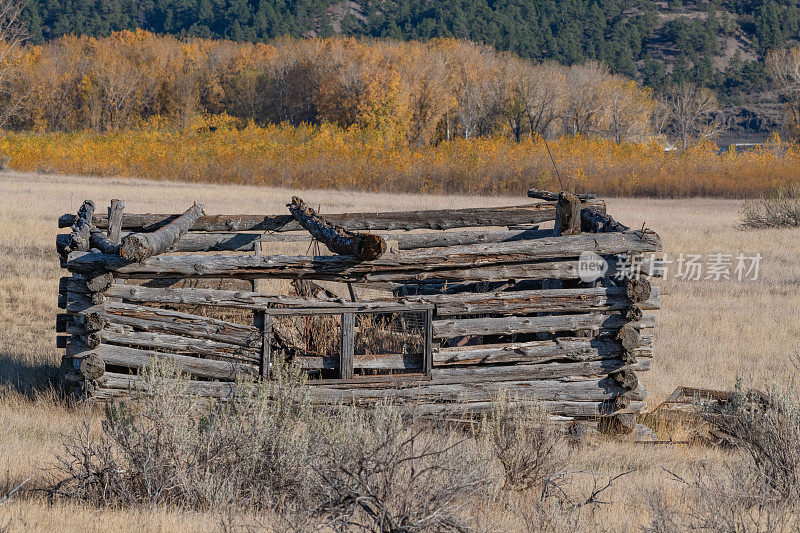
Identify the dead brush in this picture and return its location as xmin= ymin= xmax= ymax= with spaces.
xmin=643 ymin=383 xmax=800 ymax=532
xmin=312 ymin=403 xmax=491 ymax=532
xmin=740 ymin=185 xmax=800 ymax=229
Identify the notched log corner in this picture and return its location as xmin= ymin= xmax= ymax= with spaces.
xmin=288 ymin=196 xmax=387 ymax=261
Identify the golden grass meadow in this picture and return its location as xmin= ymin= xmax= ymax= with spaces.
xmin=1 ymin=170 xmax=799 ymax=530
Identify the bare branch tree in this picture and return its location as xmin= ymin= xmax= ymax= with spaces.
xmin=0 ymin=0 xmax=26 ymax=129
xmin=660 ymin=82 xmax=721 ymax=150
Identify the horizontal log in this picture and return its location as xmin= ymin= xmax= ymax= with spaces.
xmin=66 ymin=230 xmax=661 ymax=280
xmin=96 ymin=282 xmax=431 ymax=314
xmin=432 ymin=358 xmax=649 ymax=383
xmin=59 ymin=201 xmax=607 ymax=232
xmin=96 ymin=371 xmax=238 ymax=399
xmin=434 ymin=335 xmax=653 ymax=366
xmin=94 ymin=371 xmax=644 ymax=404
xmin=527 ymin=189 xmax=596 ymax=202
xmin=99 ymin=324 xmax=260 ymax=362
xmin=66 ymin=294 xmax=261 ymax=348
xmin=394 ymin=400 xmax=646 ymax=418
xmin=409 ymin=286 xmax=660 ymax=316
xmin=95 ymin=283 xmax=658 ymax=316
xmin=309 ymin=376 xmax=648 ymax=404
xmin=395 ymin=229 xmax=549 ymax=249
xmin=433 ymin=313 xmax=655 ymax=339
xmin=94 ymin=343 xmax=256 ymax=380
xmin=149 ymin=228 xmax=551 ymax=253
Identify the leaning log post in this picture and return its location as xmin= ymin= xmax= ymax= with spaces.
xmin=120 ymin=203 xmax=204 ymax=262
xmin=288 ymin=196 xmax=386 ymax=261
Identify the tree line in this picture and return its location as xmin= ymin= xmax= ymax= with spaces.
xmin=0 ymin=30 xmax=720 ymax=148
xmin=17 ymin=0 xmax=793 ymax=101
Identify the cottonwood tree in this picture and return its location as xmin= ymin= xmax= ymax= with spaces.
xmin=0 ymin=0 xmax=26 ymax=128
xmin=602 ymin=76 xmax=655 ymax=142
xmin=660 ymin=82 xmax=720 ymax=150
xmin=561 ymin=62 xmax=609 ymax=136
xmin=767 ymin=46 xmax=800 ymax=140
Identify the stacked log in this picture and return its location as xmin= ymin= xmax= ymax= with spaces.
xmin=57 ymin=197 xmax=660 ymax=432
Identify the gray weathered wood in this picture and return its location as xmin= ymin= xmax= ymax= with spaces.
xmin=555 ymin=192 xmax=581 ymax=236
xmin=107 ymin=199 xmax=124 ymax=244
xmin=95 ymin=282 xmax=434 ymax=314
xmin=67 ymin=231 xmax=662 ymax=280
xmin=393 ymin=399 xmax=645 ymax=418
xmin=432 ymin=358 xmax=649 ymax=383
xmin=102 ymin=228 xmax=550 ymax=254
xmin=527 ymin=189 xmax=596 ymax=202
xmin=59 ymin=200 xmax=95 ymax=255
xmin=340 ymin=313 xmax=355 ymax=379
xmin=93 ymin=370 xmax=645 ymax=403
xmin=93 ymin=283 xmax=658 ymax=317
xmin=93 ymin=343 xmax=256 ymax=379
xmin=59 ymin=201 xmax=607 ymax=232
xmin=407 ymin=286 xmax=660 ymax=316
xmin=433 ymin=313 xmax=654 ymax=339
xmin=581 ymin=207 xmax=630 ymax=233
xmin=98 ymin=324 xmax=259 ymax=362
xmin=395 ymin=229 xmax=549 ymax=249
xmin=435 ymin=335 xmax=653 ymax=366
xmin=89 ymin=229 xmax=120 ymax=255
xmin=289 ymin=196 xmax=386 ymax=261
xmin=120 ymin=203 xmax=204 ymax=262
xmin=66 ymin=295 xmax=261 ymax=348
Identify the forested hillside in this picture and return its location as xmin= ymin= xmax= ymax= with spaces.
xmin=15 ymin=1 xmax=800 ymax=138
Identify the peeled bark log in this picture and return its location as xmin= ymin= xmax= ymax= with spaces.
xmin=120 ymin=203 xmax=204 ymax=262
xmin=288 ymin=196 xmax=386 ymax=261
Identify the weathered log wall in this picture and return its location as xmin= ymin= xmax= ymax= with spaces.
xmin=56 ymin=196 xmax=660 ymax=432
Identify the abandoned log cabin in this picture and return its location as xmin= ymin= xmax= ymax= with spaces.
xmin=56 ymin=190 xmax=661 ymax=431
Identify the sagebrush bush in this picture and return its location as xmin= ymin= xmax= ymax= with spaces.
xmin=480 ymin=393 xmax=567 ymax=494
xmin=53 ymin=360 xmax=316 ymax=519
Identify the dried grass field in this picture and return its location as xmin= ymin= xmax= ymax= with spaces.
xmin=1 ymin=171 xmax=799 ymax=531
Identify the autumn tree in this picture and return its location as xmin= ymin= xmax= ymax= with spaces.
xmin=601 ymin=76 xmax=655 ymax=142
xmin=561 ymin=62 xmax=609 ymax=136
